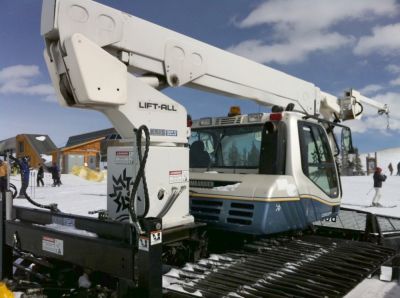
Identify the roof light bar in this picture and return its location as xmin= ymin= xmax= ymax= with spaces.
xmin=248 ymin=113 xmax=263 ymax=123
xmin=199 ymin=117 xmax=212 ymax=126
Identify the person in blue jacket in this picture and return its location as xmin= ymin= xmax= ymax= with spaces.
xmin=10 ymin=155 xmax=30 ymax=198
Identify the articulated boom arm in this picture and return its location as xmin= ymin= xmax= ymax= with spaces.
xmin=42 ymin=0 xmax=388 ymax=142
xmin=345 ymin=89 xmax=389 ymax=117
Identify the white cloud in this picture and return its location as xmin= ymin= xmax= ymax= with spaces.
xmin=354 ymin=23 xmax=400 ymax=56
xmin=358 ymin=84 xmax=384 ymax=96
xmin=228 ymin=33 xmax=351 ymax=64
xmin=42 ymin=94 xmax=58 ymax=103
xmin=239 ymin=0 xmax=397 ymax=30
xmin=390 ymin=77 xmax=400 ymax=86
xmin=386 ymin=64 xmax=400 ymax=74
xmin=0 ymin=64 xmax=55 ymax=99
xmin=0 ymin=65 xmax=39 ymax=82
xmin=384 ymin=64 xmax=400 ymax=86
xmin=230 ymin=0 xmax=398 ymax=64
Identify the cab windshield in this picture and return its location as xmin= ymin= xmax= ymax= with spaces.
xmin=189 ymin=125 xmax=263 ymax=169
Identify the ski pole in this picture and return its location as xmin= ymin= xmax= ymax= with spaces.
xmin=33 ymin=171 xmax=36 ymax=199
xmin=30 ymin=172 xmax=33 ymax=197
xmin=366 ymin=187 xmax=374 ymax=195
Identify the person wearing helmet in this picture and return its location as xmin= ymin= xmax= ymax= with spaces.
xmin=371 ymin=167 xmax=387 ymax=207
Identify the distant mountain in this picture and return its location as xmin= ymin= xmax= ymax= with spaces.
xmin=360 ymin=147 xmax=400 ymax=175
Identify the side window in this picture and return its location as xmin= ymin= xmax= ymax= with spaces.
xmin=299 ymin=122 xmax=339 ymax=198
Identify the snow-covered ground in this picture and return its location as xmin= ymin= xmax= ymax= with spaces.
xmin=341 ymin=175 xmax=400 ymax=216
xmin=9 ymin=171 xmax=400 ymax=297
xmin=10 ymin=172 xmax=106 ymax=216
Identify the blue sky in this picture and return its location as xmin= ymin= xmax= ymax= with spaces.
xmin=1 ymin=0 xmax=400 ymax=153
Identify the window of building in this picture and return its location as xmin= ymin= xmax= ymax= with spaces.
xmin=19 ymin=141 xmax=24 ymax=153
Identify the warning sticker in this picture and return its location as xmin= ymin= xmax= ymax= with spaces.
xmin=115 ymin=151 xmax=134 ymax=164
xmin=150 ymin=230 xmax=162 ymax=245
xmin=42 ymin=236 xmax=64 ymax=256
xmin=139 ymin=237 xmax=149 ymax=251
xmin=169 ymin=170 xmax=189 ymax=184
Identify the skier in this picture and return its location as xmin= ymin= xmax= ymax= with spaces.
xmin=47 ymin=162 xmax=61 ymax=187
xmin=37 ymin=164 xmax=44 ymax=187
xmin=388 ymin=163 xmax=393 ymax=176
xmin=10 ymin=156 xmax=30 ymax=198
xmin=371 ymin=167 xmax=387 ymax=207
xmin=397 ymin=162 xmax=400 ymax=176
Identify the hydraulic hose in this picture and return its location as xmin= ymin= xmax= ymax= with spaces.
xmin=9 ymin=183 xmax=17 ymax=199
xmin=24 ymin=192 xmax=60 ymax=213
xmin=157 ymin=185 xmax=186 ymax=218
xmin=355 ymin=102 xmax=364 ymax=117
xmin=8 ymin=156 xmax=60 ymax=212
xmin=128 ymin=125 xmax=150 ymax=229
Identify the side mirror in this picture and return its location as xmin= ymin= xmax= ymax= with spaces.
xmin=341 ymin=127 xmax=355 ymax=154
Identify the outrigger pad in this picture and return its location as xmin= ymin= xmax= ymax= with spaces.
xmin=163 ymin=235 xmax=396 ymax=297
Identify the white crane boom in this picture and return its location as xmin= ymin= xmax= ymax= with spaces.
xmin=42 ymin=0 xmax=387 ymax=128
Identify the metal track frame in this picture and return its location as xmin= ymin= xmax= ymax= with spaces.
xmin=1 ymin=205 xmax=163 ymax=297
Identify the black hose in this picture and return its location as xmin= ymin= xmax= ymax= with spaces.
xmin=9 ymin=183 xmax=17 ymax=199
xmin=24 ymin=192 xmax=60 ymax=213
xmin=8 ymin=156 xmax=59 ymax=212
xmin=128 ymin=125 xmax=151 ymax=223
xmin=355 ymin=102 xmax=364 ymax=117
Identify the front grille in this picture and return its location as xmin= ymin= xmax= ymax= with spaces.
xmin=231 ymin=202 xmax=254 ymax=210
xmin=229 ymin=210 xmax=253 ymax=217
xmin=226 ymin=202 xmax=254 ymax=225
xmin=192 ymin=207 xmax=220 ymax=214
xmin=191 ymin=198 xmax=223 ymax=222
xmin=194 ymin=214 xmax=219 ymax=221
xmin=227 ymin=218 xmax=252 ymax=225
xmin=190 ymin=180 xmax=240 ymax=189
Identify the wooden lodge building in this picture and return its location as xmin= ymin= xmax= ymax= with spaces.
xmin=0 ymin=134 xmax=57 ymax=168
xmin=53 ymin=128 xmax=117 ymax=173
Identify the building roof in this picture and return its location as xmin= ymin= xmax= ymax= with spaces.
xmin=0 ymin=137 xmax=16 ymax=153
xmin=21 ymin=134 xmax=57 ymax=155
xmin=59 ymin=137 xmax=105 ymax=152
xmin=66 ymin=128 xmax=117 ymax=147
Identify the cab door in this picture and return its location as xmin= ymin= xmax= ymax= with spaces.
xmin=298 ymin=121 xmax=340 ymax=202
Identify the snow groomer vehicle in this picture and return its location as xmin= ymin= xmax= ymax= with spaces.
xmin=1 ymin=0 xmax=399 ymax=297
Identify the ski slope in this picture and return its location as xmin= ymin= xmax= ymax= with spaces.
xmin=9 ymin=171 xmax=400 ymax=297
xmin=361 ymin=147 xmax=400 ymax=176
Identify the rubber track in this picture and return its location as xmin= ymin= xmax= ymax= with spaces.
xmin=163 ymin=235 xmax=395 ymax=298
